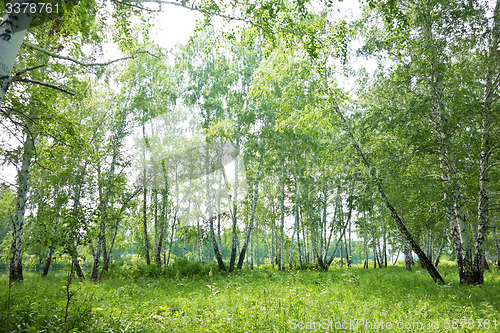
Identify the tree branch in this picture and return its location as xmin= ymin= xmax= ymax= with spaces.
xmin=12 ymin=78 xmax=75 ymax=96
xmin=23 ymin=42 xmax=160 ymax=67
xmin=0 ymin=65 xmax=46 ymax=81
xmin=114 ymin=0 xmax=274 ymax=33
xmin=484 ymin=161 xmax=500 ymax=173
xmin=14 ymin=65 xmax=45 ymax=77
xmin=124 ymin=0 xmax=251 ymax=23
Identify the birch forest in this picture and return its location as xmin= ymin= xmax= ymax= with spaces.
xmin=1 ymin=0 xmax=500 ymax=331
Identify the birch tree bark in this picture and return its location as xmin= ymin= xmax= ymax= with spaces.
xmin=155 ymin=160 xmax=168 ymax=265
xmin=279 ymin=156 xmax=286 ymax=271
xmin=363 ymin=210 xmax=368 ymax=269
xmin=289 ymin=176 xmax=299 ymax=269
xmin=91 ymin=109 xmax=126 ymax=281
xmin=166 ymin=162 xmax=180 ymax=266
xmin=206 ymin=143 xmax=226 ymax=271
xmin=228 ymin=134 xmax=240 ymax=272
xmin=473 ymin=0 xmax=500 ymax=284
xmin=491 ymin=215 xmax=500 ymax=269
xmin=10 ymin=125 xmax=36 ymax=283
xmin=328 ymin=97 xmax=444 ymax=283
xmin=237 ymin=153 xmax=263 ymax=270
xmin=0 ymin=0 xmax=35 ymax=105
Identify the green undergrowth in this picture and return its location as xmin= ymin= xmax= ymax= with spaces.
xmin=1 ymin=262 xmax=499 ymax=332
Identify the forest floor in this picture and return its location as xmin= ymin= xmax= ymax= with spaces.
xmin=0 ymin=261 xmax=499 ymax=332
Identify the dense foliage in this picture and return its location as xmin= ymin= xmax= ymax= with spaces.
xmin=1 ymin=0 xmax=500 ymax=330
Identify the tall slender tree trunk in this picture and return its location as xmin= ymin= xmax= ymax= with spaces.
xmin=69 ymin=160 xmax=90 ymax=280
xmin=217 ymin=141 xmax=224 ymax=247
xmin=372 ymin=226 xmax=377 ymax=269
xmin=10 ymin=126 xmax=36 ymax=283
xmin=295 ymin=180 xmax=303 ymax=266
xmin=42 ymin=200 xmax=60 ymax=277
xmin=340 ymin=239 xmax=344 ymax=268
xmin=238 ymin=153 xmax=263 ymax=270
xmin=382 ymin=214 xmax=387 ymax=268
xmin=271 ymin=219 xmax=276 ymax=269
xmin=183 ymin=165 xmax=193 ymax=258
xmin=92 ymin=110 xmax=127 ymax=280
xmin=473 ymin=0 xmax=500 ymax=283
xmin=491 ymin=215 xmax=500 ymax=269
xmin=344 ymin=228 xmax=351 ymax=267
xmin=348 ymin=201 xmax=352 ymax=267
xmin=166 ymin=215 xmax=177 ymax=266
xmin=289 ymin=176 xmax=300 ymax=269
xmin=302 ymin=219 xmax=308 ymax=264
xmin=196 ymin=218 xmax=202 ymax=263
xmin=166 ymin=161 xmax=179 ymax=266
xmin=279 ymin=158 xmax=286 ymax=271
xmin=434 ymin=230 xmax=446 ymax=267
xmin=403 ymin=238 xmax=412 ymax=271
xmin=206 ymin=143 xmax=226 ymax=271
xmin=325 ymin=187 xmax=340 ymax=264
xmin=153 ymin=190 xmax=158 ymax=261
xmin=363 ymin=210 xmax=368 ymax=269
xmin=250 ymin=226 xmax=254 ymax=269
xmin=156 ymin=185 xmax=167 ymax=265
xmin=229 ymin=136 xmax=240 ymax=272
xmin=265 ymin=230 xmax=273 ymax=269
xmin=142 ymin=187 xmax=151 ymax=265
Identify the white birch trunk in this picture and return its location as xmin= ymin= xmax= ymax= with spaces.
xmin=10 ymin=127 xmax=36 ymax=282
xmin=228 ymin=135 xmax=240 ymax=272
xmin=0 ymin=2 xmax=33 ymax=105
xmin=279 ymin=157 xmax=285 ymax=271
xmin=237 ymin=153 xmax=263 ymax=270
xmin=474 ymin=0 xmax=500 ymax=283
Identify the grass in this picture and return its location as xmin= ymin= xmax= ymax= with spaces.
xmin=1 ymin=261 xmax=499 ymax=332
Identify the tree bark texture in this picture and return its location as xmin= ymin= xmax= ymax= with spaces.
xmin=10 ymin=126 xmax=36 ymax=283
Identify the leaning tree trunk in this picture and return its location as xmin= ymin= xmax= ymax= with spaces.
xmin=10 ymin=126 xmax=36 ymax=283
xmin=237 ymin=153 xmax=263 ymax=270
xmin=329 ymin=98 xmax=444 ymax=283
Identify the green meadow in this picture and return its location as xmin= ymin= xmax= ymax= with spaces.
xmin=1 ymin=261 xmax=499 ymax=332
